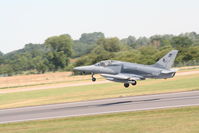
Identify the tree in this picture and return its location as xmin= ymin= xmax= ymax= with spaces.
xmin=32 ymin=56 xmax=48 ymax=73
xmin=0 ymin=64 xmax=13 ymax=76
xmin=138 ymin=46 xmax=158 ymax=64
xmin=79 ymin=32 xmax=105 ymax=44
xmin=72 ymin=41 xmax=96 ymax=57
xmin=97 ymin=38 xmax=121 ymax=52
xmin=171 ymin=36 xmax=193 ymax=49
xmin=182 ymin=46 xmax=199 ymax=62
xmin=45 ymin=34 xmax=73 ymax=71
xmin=0 ymin=51 xmax=3 ymax=56
xmin=121 ymin=36 xmax=137 ymax=48
xmin=45 ymin=34 xmax=73 ymax=57
xmin=150 ymin=35 xmax=172 ymax=48
xmin=136 ymin=37 xmax=150 ymax=46
xmin=72 ymin=32 xmax=105 ymax=58
xmin=0 ymin=51 xmax=3 ymax=65
xmin=112 ymin=50 xmax=141 ymax=63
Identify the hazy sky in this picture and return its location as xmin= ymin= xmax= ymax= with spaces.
xmin=0 ymin=0 xmax=199 ymax=53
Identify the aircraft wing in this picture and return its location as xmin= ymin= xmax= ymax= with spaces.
xmin=101 ymin=73 xmax=145 ymax=81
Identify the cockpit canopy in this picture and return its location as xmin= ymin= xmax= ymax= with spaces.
xmin=95 ymin=60 xmax=117 ymax=67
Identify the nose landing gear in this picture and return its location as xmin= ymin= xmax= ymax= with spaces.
xmin=91 ymin=73 xmax=96 ymax=82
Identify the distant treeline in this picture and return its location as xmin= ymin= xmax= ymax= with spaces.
xmin=0 ymin=32 xmax=199 ymax=76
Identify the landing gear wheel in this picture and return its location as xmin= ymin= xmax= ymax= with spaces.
xmin=124 ymin=83 xmax=129 ymax=88
xmin=91 ymin=73 xmax=96 ymax=82
xmin=131 ymin=80 xmax=137 ymax=86
xmin=92 ymin=77 xmax=96 ymax=82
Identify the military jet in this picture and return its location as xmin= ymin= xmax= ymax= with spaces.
xmin=74 ymin=50 xmax=178 ymax=88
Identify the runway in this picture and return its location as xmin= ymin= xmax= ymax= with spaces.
xmin=0 ymin=90 xmax=199 ymax=124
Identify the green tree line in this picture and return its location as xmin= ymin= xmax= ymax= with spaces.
xmin=0 ymin=32 xmax=199 ymax=76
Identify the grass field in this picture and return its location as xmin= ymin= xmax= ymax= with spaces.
xmin=0 ymin=73 xmax=199 ymax=109
xmin=0 ymin=106 xmax=198 ymax=133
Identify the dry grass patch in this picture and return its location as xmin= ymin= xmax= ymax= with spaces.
xmin=0 ymin=72 xmax=99 ymax=89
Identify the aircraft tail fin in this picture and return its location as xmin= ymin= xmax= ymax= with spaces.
xmin=153 ymin=50 xmax=178 ymax=69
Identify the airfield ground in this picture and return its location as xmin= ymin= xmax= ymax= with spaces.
xmin=0 ymin=106 xmax=198 ymax=133
xmin=0 ymin=67 xmax=199 ymax=132
xmin=0 ymin=67 xmax=199 ymax=109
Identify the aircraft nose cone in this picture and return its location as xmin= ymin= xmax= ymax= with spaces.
xmin=73 ymin=65 xmax=101 ymax=73
xmin=73 ymin=66 xmax=91 ymax=72
xmin=73 ymin=66 xmax=84 ymax=71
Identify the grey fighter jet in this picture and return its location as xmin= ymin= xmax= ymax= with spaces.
xmin=74 ymin=50 xmax=178 ymax=88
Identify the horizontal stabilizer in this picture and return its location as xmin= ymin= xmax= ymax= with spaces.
xmin=161 ymin=68 xmax=178 ymax=74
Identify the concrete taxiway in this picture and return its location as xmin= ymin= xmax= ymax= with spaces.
xmin=0 ymin=90 xmax=199 ymax=124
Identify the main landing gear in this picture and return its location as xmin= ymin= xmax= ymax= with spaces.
xmin=91 ymin=73 xmax=96 ymax=82
xmin=124 ymin=80 xmax=137 ymax=88
xmin=124 ymin=83 xmax=130 ymax=88
xmin=131 ymin=80 xmax=137 ymax=86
